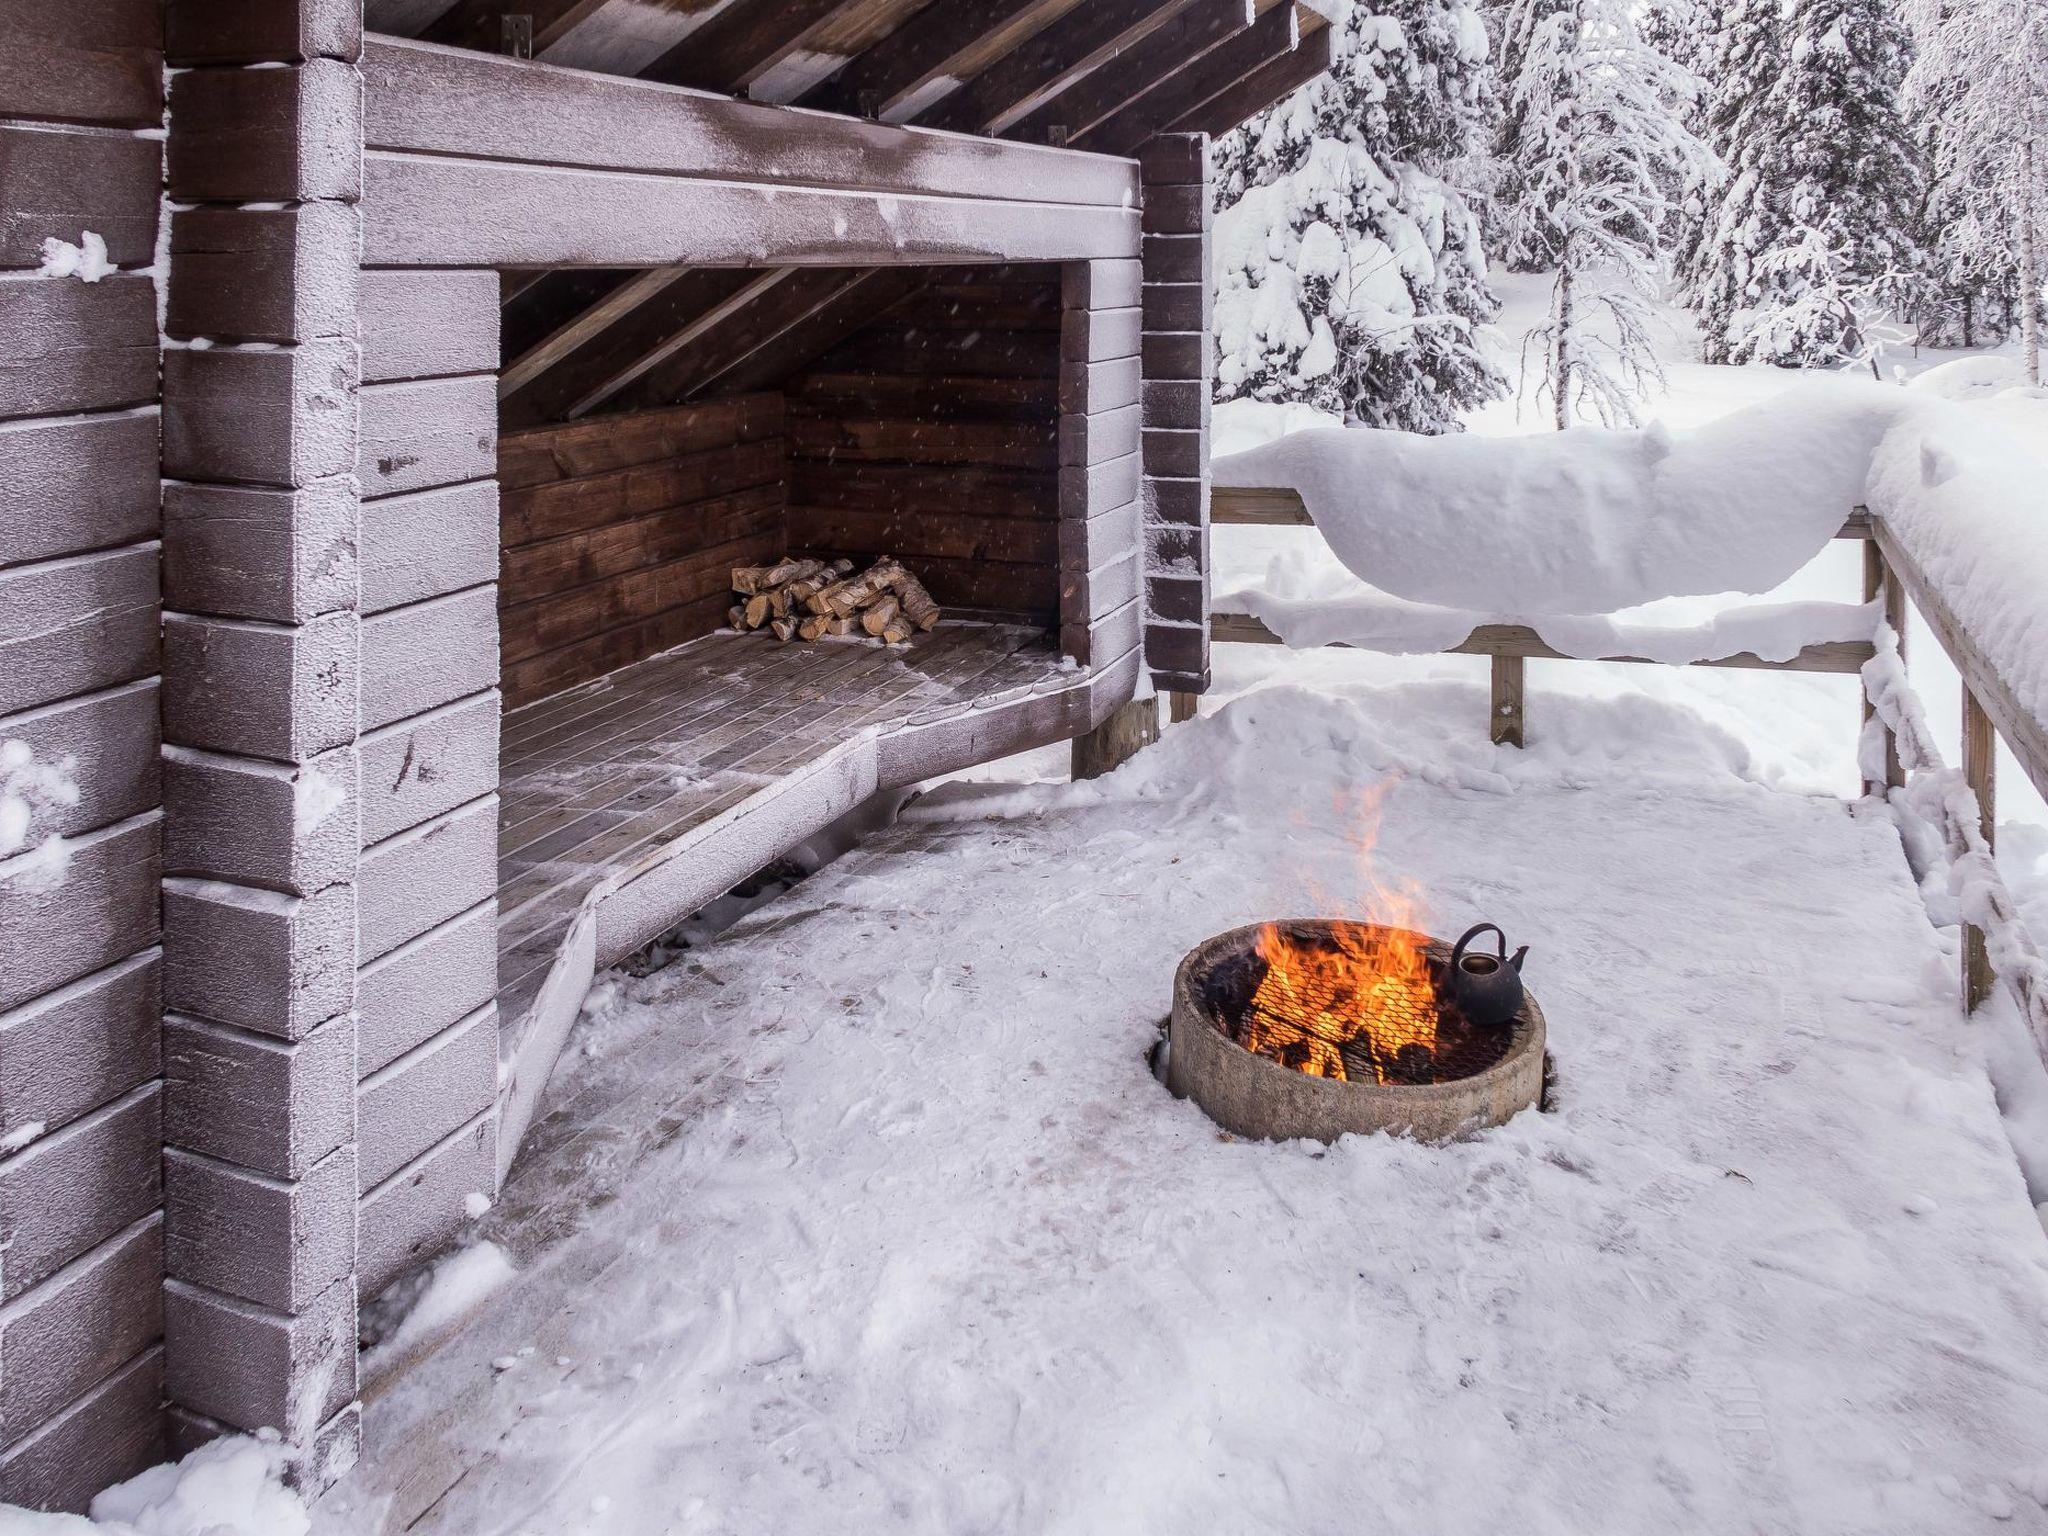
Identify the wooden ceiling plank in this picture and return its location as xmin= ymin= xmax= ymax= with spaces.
xmin=918 ymin=0 xmax=1202 ymax=135
xmin=421 ymin=0 xmax=608 ymax=52
xmin=635 ymin=0 xmax=864 ymax=92
xmin=799 ymin=0 xmax=1070 ymax=120
xmin=570 ymin=269 xmax=800 ymax=417
xmin=682 ymin=268 xmax=935 ymax=400
xmin=1006 ymin=0 xmax=1253 ymax=145
xmin=1163 ymin=12 xmax=1332 ymax=142
xmin=499 ymin=265 xmax=696 ymax=399
xmin=1071 ymin=0 xmax=1298 ymax=154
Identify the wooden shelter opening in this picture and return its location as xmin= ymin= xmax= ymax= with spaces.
xmin=482 ymin=258 xmax=1136 ymax=1166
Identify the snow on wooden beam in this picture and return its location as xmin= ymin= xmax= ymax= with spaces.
xmin=362 ymin=152 xmax=1140 ymax=268
xmin=361 ymin=36 xmax=1138 ymax=210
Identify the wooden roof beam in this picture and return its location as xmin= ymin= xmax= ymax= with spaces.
xmin=636 ymin=0 xmax=871 ymax=94
xmin=563 ymin=269 xmax=797 ymax=418
xmin=1165 ymin=14 xmax=1333 ymax=142
xmin=799 ymin=0 xmax=1079 ymax=121
xmin=918 ymin=0 xmax=1204 ymax=136
xmin=1006 ymin=0 xmax=1256 ymax=146
xmin=419 ymin=0 xmax=607 ymax=54
xmin=1074 ymin=1 xmax=1305 ymax=154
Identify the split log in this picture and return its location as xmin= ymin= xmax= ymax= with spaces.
xmin=732 ymin=556 xmax=825 ymax=595
xmin=727 ymin=603 xmax=748 ymax=630
xmin=861 ymin=595 xmax=901 ymax=636
xmin=798 ymin=613 xmax=834 ymax=641
xmin=891 ymin=571 xmax=940 ymax=632
xmin=770 ymin=616 xmax=798 ymax=642
xmin=881 ymin=619 xmax=914 ymax=644
xmin=823 ymin=559 xmax=908 ymax=617
xmin=743 ymin=593 xmax=772 ymax=628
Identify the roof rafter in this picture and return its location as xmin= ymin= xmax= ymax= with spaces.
xmin=636 ymin=0 xmax=872 ymax=93
xmin=1074 ymin=1 xmax=1304 ymax=154
xmin=1006 ymin=0 xmax=1256 ymax=145
xmin=799 ymin=0 xmax=1078 ymax=120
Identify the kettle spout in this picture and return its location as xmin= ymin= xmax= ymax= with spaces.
xmin=1508 ymin=945 xmax=1529 ymax=973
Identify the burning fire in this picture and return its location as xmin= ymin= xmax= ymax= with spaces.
xmin=1241 ymin=781 xmax=1442 ymax=1084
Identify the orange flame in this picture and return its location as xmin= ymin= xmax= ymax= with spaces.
xmin=1241 ymin=780 xmax=1442 ymax=1084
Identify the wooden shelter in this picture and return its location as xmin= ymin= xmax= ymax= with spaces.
xmin=0 ymin=0 xmax=1336 ymax=1510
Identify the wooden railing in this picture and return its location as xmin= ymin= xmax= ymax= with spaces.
xmin=1206 ymin=485 xmax=2048 ymax=1033
xmin=1208 ymin=487 xmax=1878 ymax=750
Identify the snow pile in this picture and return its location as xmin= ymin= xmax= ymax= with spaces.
xmin=1216 ymin=537 xmax=1878 ymax=662
xmin=0 ymin=1437 xmax=307 ymax=1535
xmin=1215 ymin=376 xmax=1904 ymax=613
xmin=0 ymin=740 xmax=79 ymax=891
xmin=364 ymin=1241 xmax=515 ymax=1360
xmin=1868 ymin=386 xmax=2048 ymax=735
xmin=35 ymin=232 xmax=114 ymax=283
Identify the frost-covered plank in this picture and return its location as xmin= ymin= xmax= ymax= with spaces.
xmin=362 ymin=152 xmax=1141 ymax=269
xmin=162 ymin=742 xmax=358 ymax=897
xmin=162 ymin=1274 xmax=355 ymax=1444
xmin=160 ymin=610 xmax=358 ymax=761
xmin=162 ymin=344 xmax=361 ymax=489
xmin=0 ymin=1345 xmax=161 ymax=1513
xmin=164 ymin=0 xmax=362 ymax=65
xmin=0 ymin=0 xmax=162 ymax=128
xmin=357 ymin=1004 xmax=496 ymax=1191
xmin=163 ymin=1014 xmax=353 ymax=1180
xmin=0 ymin=951 xmax=159 ymax=1149
xmin=358 ymin=1109 xmax=495 ymax=1299
xmin=356 ymin=796 xmax=498 ymax=963
xmin=0 ymin=546 xmax=158 ymax=718
xmin=356 ymin=900 xmax=496 ymax=1079
xmin=0 ymin=1215 xmax=161 ymax=1456
xmin=165 ymin=61 xmax=361 ymax=204
xmin=0 ymin=410 xmax=158 ymax=568
xmin=0 ymin=1084 xmax=159 ymax=1302
xmin=360 ymin=268 xmax=500 ymax=384
xmin=0 ymin=275 xmax=157 ymax=420
xmin=360 ymin=480 xmax=499 ymax=615
xmin=163 ymin=1142 xmax=355 ymax=1311
xmin=360 ymin=586 xmax=499 ymax=732
xmin=358 ymin=375 xmax=498 ymax=499
xmin=166 ymin=205 xmax=360 ymax=346
xmin=0 ymin=680 xmax=159 ymax=842
xmin=361 ymin=34 xmax=1141 ymax=210
xmin=0 ymin=126 xmax=158 ymax=268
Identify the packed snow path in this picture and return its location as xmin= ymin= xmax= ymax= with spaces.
xmin=322 ymin=681 xmax=2048 ymax=1535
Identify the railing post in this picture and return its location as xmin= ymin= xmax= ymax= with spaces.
xmin=1863 ymin=538 xmax=1904 ymax=794
xmin=1964 ymin=687 xmax=1997 ymax=1010
xmin=1491 ymin=655 xmax=1525 ymax=747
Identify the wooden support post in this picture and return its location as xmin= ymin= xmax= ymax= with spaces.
xmin=1167 ymin=690 xmax=1198 ymax=724
xmin=1964 ymin=688 xmax=1997 ymax=1011
xmin=1863 ymin=540 xmax=1904 ymax=794
xmin=1073 ymin=695 xmax=1160 ymax=780
xmin=1491 ymin=655 xmax=1525 ymax=748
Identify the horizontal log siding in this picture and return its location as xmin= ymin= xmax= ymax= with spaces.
xmin=352 ymin=264 xmax=502 ymax=1318
xmin=785 ymin=273 xmax=1062 ymax=624
xmin=0 ymin=0 xmax=167 ymax=1511
xmin=497 ymin=396 xmax=790 ymax=708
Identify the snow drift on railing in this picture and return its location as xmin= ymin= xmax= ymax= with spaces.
xmin=1215 ymin=371 xmax=2048 ymax=697
xmin=1869 ymin=379 xmax=2048 ymax=737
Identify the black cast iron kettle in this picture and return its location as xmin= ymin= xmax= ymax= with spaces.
xmin=1447 ymin=923 xmax=1528 ymax=1027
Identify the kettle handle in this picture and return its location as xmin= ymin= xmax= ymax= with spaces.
xmin=1450 ymin=923 xmax=1506 ymax=974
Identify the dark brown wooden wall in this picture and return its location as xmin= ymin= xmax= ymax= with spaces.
xmin=0 ymin=0 xmax=168 ymax=1511
xmin=497 ymin=395 xmax=787 ymax=707
xmin=785 ymin=268 xmax=1062 ymax=623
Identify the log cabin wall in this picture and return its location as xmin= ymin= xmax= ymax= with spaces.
xmin=784 ymin=270 xmax=1064 ymax=625
xmin=0 ymin=0 xmax=168 ymax=1511
xmin=497 ymin=396 xmax=789 ymax=708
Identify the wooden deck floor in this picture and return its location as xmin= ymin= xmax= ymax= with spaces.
xmin=494 ymin=622 xmax=1066 ymax=1031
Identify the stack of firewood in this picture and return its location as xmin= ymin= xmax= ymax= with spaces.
xmin=728 ymin=555 xmax=942 ymax=645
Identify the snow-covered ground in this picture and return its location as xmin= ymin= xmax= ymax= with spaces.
xmin=311 ymin=678 xmax=2048 ymax=1534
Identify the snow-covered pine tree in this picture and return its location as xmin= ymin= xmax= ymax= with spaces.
xmin=1687 ymin=0 xmax=1925 ymax=368
xmin=1211 ymin=0 xmax=1508 ymax=433
xmin=1485 ymin=0 xmax=1571 ymax=270
xmin=1496 ymin=0 xmax=1708 ymax=425
xmin=1677 ymin=0 xmax=1782 ymax=356
xmin=1904 ymin=0 xmax=2047 ymax=380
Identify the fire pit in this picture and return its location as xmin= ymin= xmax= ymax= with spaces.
xmin=1166 ymin=919 xmax=1546 ymax=1143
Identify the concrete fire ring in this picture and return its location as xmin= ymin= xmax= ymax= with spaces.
xmin=1165 ymin=920 xmax=1547 ymax=1143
